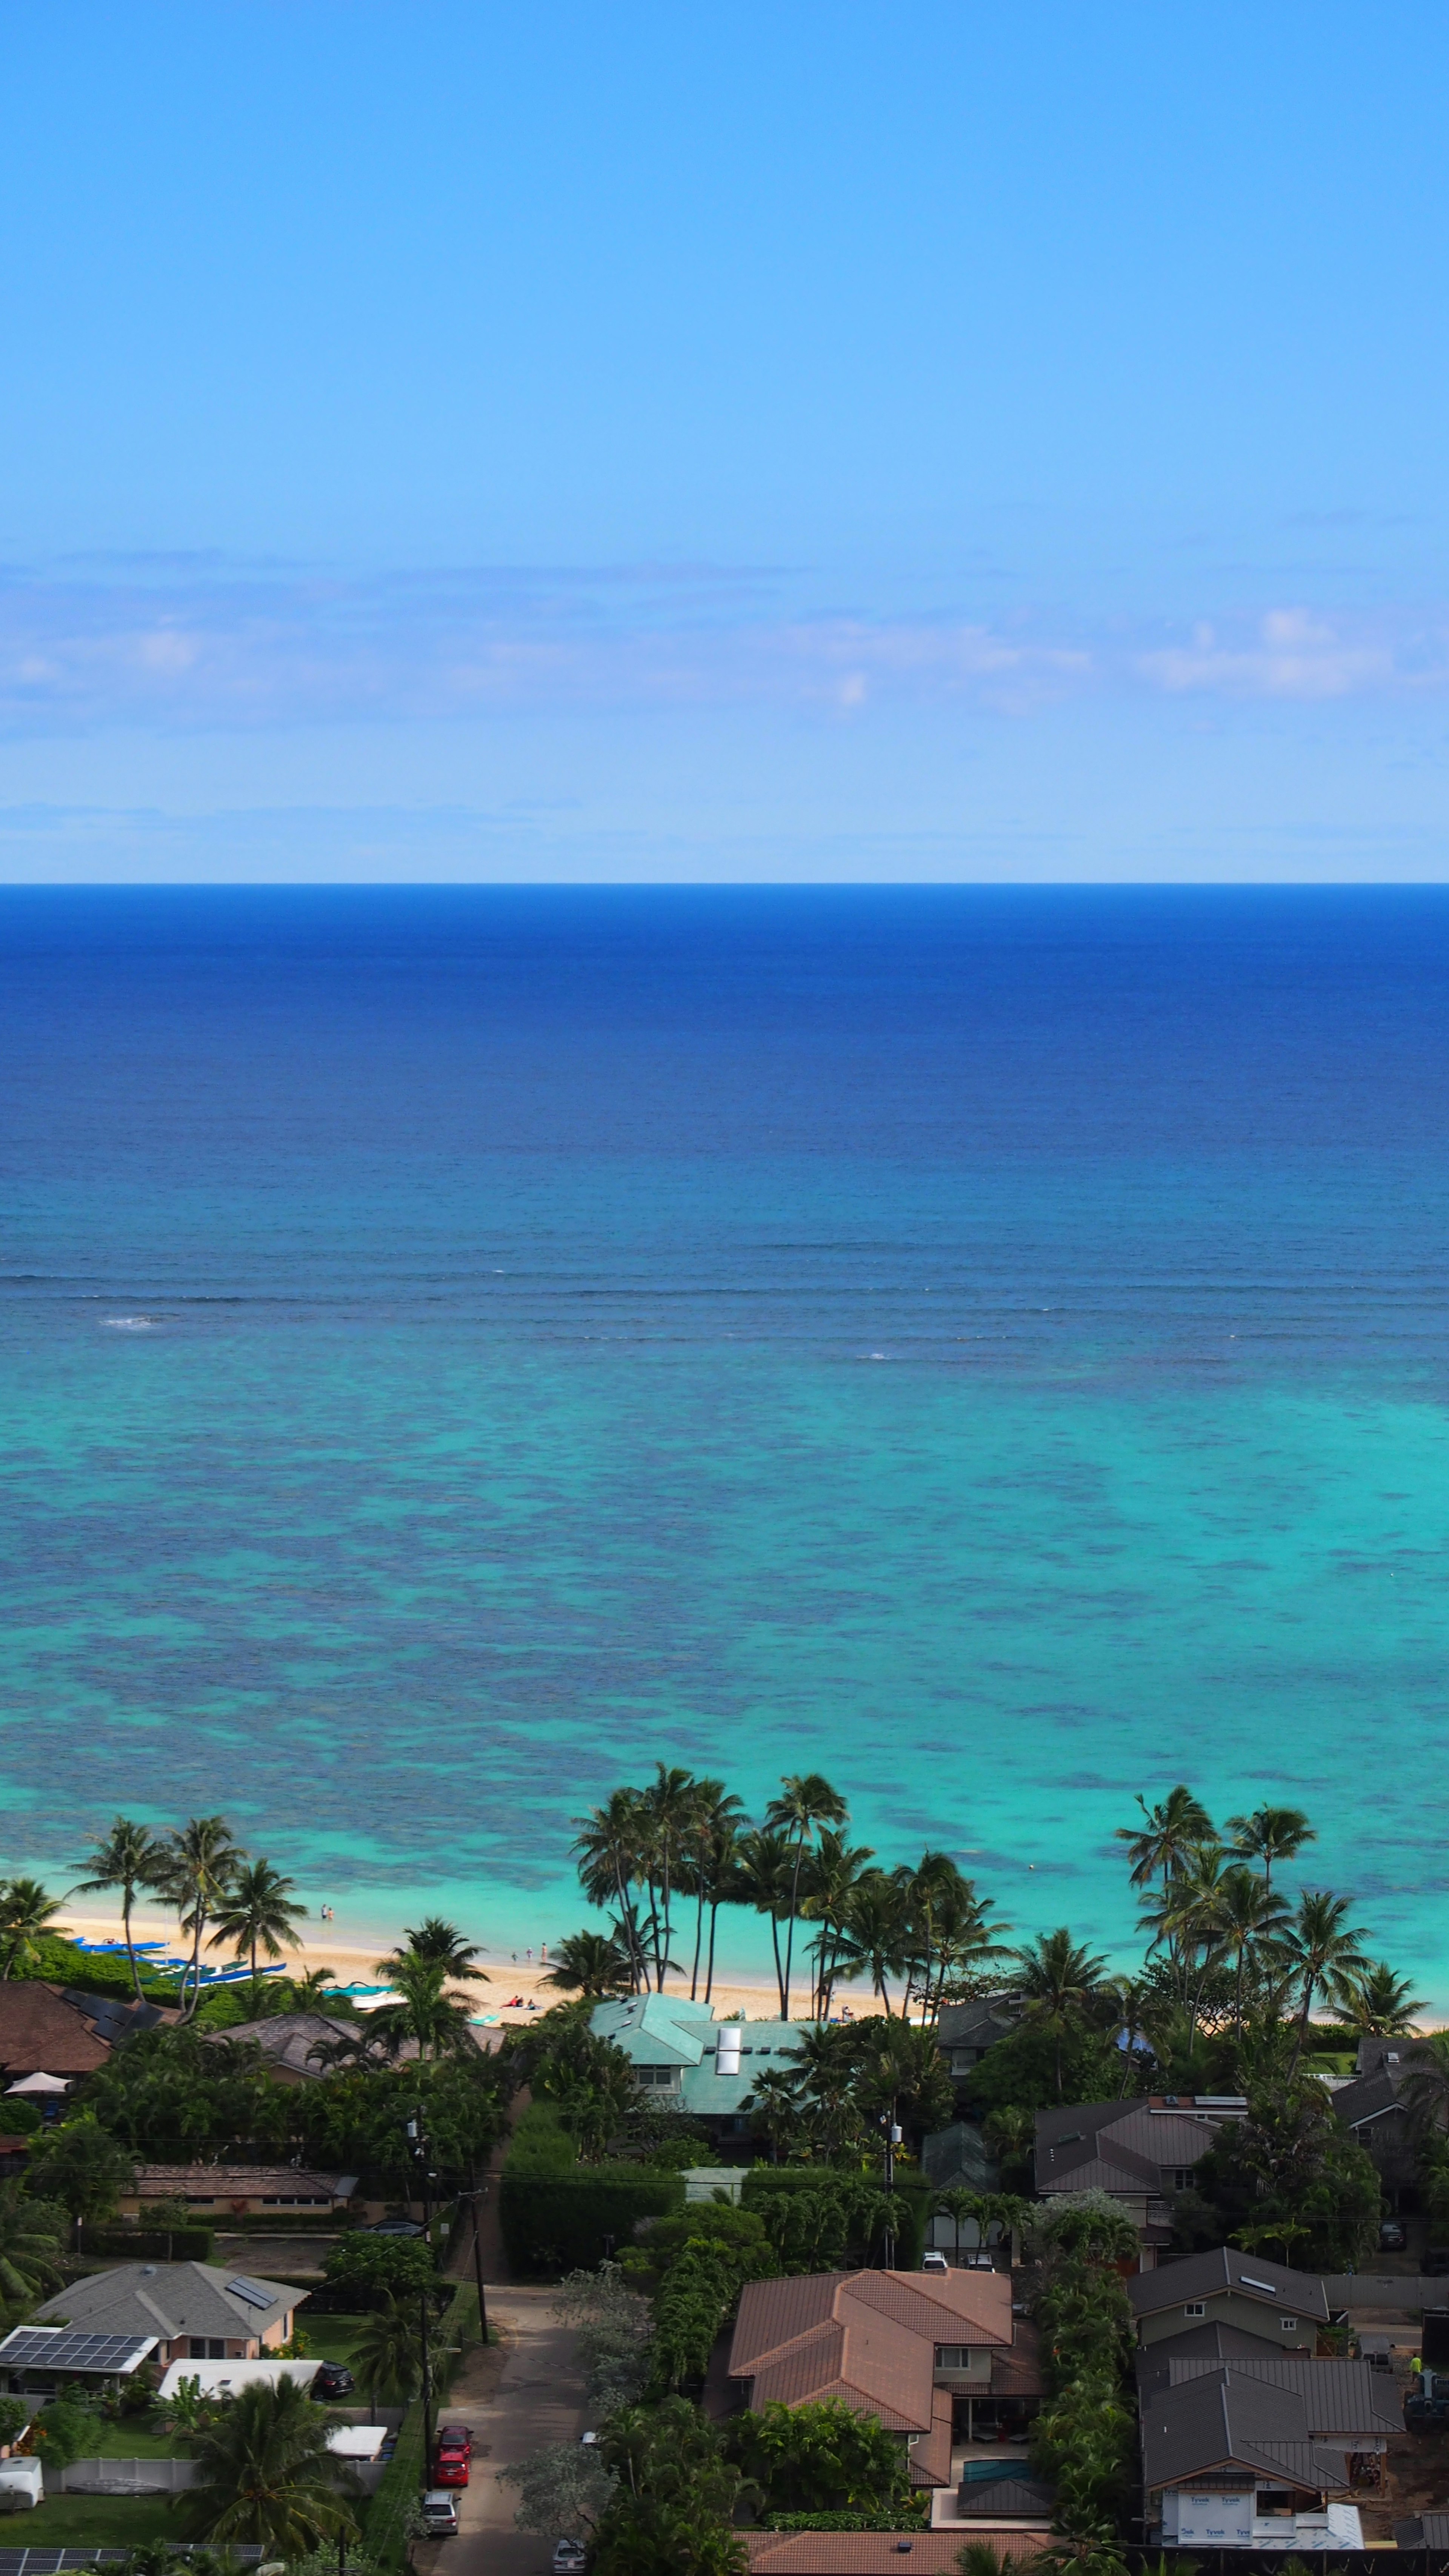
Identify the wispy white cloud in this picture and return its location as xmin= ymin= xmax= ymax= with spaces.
xmin=0 ymin=559 xmax=1444 ymax=731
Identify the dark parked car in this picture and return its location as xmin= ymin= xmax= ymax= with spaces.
xmin=371 ymin=2217 xmax=426 ymax=2236
xmin=1380 ymin=2218 xmax=1408 ymax=2252
xmin=1425 ymin=2248 xmax=1449 ymax=2277
xmin=311 ymin=2362 xmax=355 ymax=2399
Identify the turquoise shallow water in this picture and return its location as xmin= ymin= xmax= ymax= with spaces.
xmin=3 ymin=887 xmax=1449 ymax=1983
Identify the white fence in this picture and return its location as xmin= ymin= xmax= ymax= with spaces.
xmin=59 ymin=2459 xmax=200 ymax=2493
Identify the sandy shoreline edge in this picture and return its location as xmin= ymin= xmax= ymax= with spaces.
xmin=57 ymin=1902 xmax=892 ymax=2025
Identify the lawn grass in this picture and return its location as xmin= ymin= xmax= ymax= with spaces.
xmin=304 ymin=2314 xmax=367 ymax=2370
xmin=6 ymin=2492 xmax=182 ymax=2546
xmin=88 ymin=2420 xmax=183 ymax=2458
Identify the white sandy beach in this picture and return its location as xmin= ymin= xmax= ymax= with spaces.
xmin=59 ymin=1902 xmax=894 ymax=2026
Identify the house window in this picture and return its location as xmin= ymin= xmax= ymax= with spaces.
xmin=634 ymin=2066 xmax=677 ymax=2087
xmin=1183 ymin=2302 xmax=1206 ymax=2318
xmin=1280 ymin=2317 xmax=1298 ymax=2332
xmin=1171 ymin=2169 xmax=1196 ymax=2190
xmin=934 ymin=2346 xmax=975 ymax=2370
xmin=189 ymin=2338 xmax=228 ymax=2359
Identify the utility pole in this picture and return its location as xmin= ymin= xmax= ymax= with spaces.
xmin=466 ymin=2179 xmax=490 ymax=2344
xmin=408 ymin=2114 xmax=435 ymax=2488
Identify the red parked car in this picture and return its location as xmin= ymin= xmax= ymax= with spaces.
xmin=434 ymin=2447 xmax=469 ymax=2488
xmin=437 ymin=2426 xmax=473 ymax=2456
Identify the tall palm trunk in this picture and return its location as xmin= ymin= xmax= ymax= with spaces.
xmin=123 ymin=1880 xmax=142 ymax=2000
xmin=705 ymin=1898 xmax=721 ymax=2004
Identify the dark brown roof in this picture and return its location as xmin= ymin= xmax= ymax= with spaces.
xmin=1128 ymin=2246 xmax=1329 ymax=2322
xmin=1137 ymin=2319 xmax=1300 ymax=2394
xmin=1141 ymin=2367 xmax=1352 ymax=2493
xmin=132 ymin=2163 xmax=357 ymax=2199
xmin=0 ymin=1983 xmax=112 ymax=2078
xmin=746 ymin=2536 xmax=1046 ymax=2573
xmin=1164 ymin=2352 xmax=1400 ymax=2441
xmin=953 ymin=2475 xmax=1056 ymax=2520
xmin=729 ymin=2270 xmax=1012 ymax=2473
xmin=1036 ymin=2100 xmax=1224 ymax=2198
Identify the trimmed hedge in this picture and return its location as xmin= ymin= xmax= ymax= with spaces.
xmin=84 ymin=2225 xmax=215 ymax=2260
xmin=500 ymin=2103 xmax=685 ymax=2275
xmin=740 ymin=2167 xmax=930 ymax=2269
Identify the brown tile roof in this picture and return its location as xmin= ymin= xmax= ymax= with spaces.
xmin=729 ymin=2271 xmax=1014 ymax=2476
xmin=908 ymin=2388 xmax=954 ymax=2490
xmin=133 ymin=2163 xmax=356 ymax=2200
xmin=0 ymin=1983 xmax=112 ymax=2079
xmin=746 ymin=2534 xmax=1046 ymax=2572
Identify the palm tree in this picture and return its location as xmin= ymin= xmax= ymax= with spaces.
xmin=208 ymin=1857 xmax=308 ymax=1996
xmin=543 ymin=1930 xmax=634 ymax=1998
xmin=764 ymin=1773 xmax=849 ymax=2021
xmin=0 ymin=1877 xmax=70 ymax=1979
xmin=1007 ymin=1927 xmax=1108 ymax=2097
xmin=1275 ymin=1889 xmax=1370 ymax=2070
xmin=800 ymin=1830 xmax=876 ymax=2019
xmin=1397 ymin=2030 xmax=1449 ymax=2144
xmin=385 ymin=1917 xmax=485 ymax=1980
xmin=1209 ymin=1864 xmax=1288 ymax=2036
xmin=931 ymin=2185 xmax=983 ymax=2266
xmin=573 ymin=1787 xmax=651 ymax=1992
xmin=181 ymin=2375 xmax=357 ymax=2551
xmin=835 ymin=1869 xmax=912 ymax=2016
xmin=638 ymin=1764 xmax=699 ymax=1992
xmin=151 ymin=1817 xmax=242 ymax=2020
xmin=744 ymin=2065 xmax=804 ymax=2163
xmin=368 ymin=1955 xmax=475 ymax=2059
xmin=1329 ymin=1961 xmax=1427 ymax=2037
xmin=352 ymin=2293 xmax=422 ymax=2408
xmin=1138 ymin=1839 xmax=1229 ymax=2022
xmin=1115 ymin=1785 xmax=1215 ymax=1896
xmin=74 ymin=1818 xmax=165 ymax=1998
xmin=0 ymin=2181 xmax=65 ymax=2317
xmin=733 ymin=1826 xmax=797 ymax=2018
xmin=681 ymin=1779 xmax=745 ymax=2002
xmin=1227 ymin=1803 xmax=1315 ymax=1896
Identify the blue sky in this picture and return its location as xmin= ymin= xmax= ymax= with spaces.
xmin=4 ymin=3 xmax=1448 ymax=881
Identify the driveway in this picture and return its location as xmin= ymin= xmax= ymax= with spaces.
xmin=419 ymin=2285 xmax=589 ymax=2576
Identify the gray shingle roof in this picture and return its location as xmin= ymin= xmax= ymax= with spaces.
xmin=34 ymin=2262 xmax=305 ymax=2343
xmin=1128 ymin=2247 xmax=1329 ymax=2322
xmin=1141 ymin=2367 xmax=1353 ymax=2493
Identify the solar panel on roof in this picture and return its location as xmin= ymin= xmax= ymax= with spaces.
xmin=0 ymin=2329 xmax=153 ymax=2371
xmin=225 ymin=2275 xmax=277 ymax=2308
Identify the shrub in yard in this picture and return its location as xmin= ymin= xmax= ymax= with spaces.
xmin=320 ymin=2234 xmax=436 ymax=2306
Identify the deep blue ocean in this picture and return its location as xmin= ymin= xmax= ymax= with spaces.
xmin=4 ymin=886 xmax=1449 ymax=1984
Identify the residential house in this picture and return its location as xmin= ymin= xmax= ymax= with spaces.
xmin=203 ymin=2011 xmax=364 ymax=2083
xmin=589 ymin=1994 xmax=817 ymax=2135
xmin=119 ymin=2163 xmax=360 ymax=2219
xmin=0 ymin=1982 xmax=163 ymax=2090
xmin=745 ymin=2538 xmax=1045 ymax=2573
xmin=1396 ymin=2516 xmax=1449 ymax=2549
xmin=1127 ymin=2247 xmax=1329 ymax=2352
xmin=1034 ymin=2097 xmax=1246 ymax=2263
xmin=725 ymin=2265 xmax=1042 ymax=2487
xmin=935 ymin=1996 xmax=1021 ymax=2105
xmin=1140 ymin=2351 xmax=1396 ymax=2549
xmin=1328 ymin=2041 xmax=1423 ymax=2202
xmin=31 ymin=2260 xmax=306 ymax=2365
xmin=0 ymin=2326 xmax=158 ymax=2398
xmin=745 ymin=2539 xmax=1044 ymax=2573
